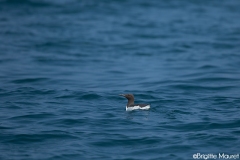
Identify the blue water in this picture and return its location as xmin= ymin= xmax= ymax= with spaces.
xmin=1 ymin=0 xmax=240 ymax=159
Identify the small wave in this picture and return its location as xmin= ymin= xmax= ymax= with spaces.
xmin=11 ymin=78 xmax=49 ymax=84
xmin=1 ymin=0 xmax=55 ymax=8
xmin=3 ymin=131 xmax=77 ymax=144
xmin=81 ymin=93 xmax=102 ymax=100
xmin=9 ymin=113 xmax=55 ymax=120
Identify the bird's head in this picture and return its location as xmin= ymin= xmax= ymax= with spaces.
xmin=119 ymin=94 xmax=134 ymax=100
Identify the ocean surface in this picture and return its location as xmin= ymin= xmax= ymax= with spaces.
xmin=0 ymin=0 xmax=240 ymax=160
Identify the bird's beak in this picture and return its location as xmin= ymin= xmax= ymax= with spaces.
xmin=119 ymin=94 xmax=125 ymax=97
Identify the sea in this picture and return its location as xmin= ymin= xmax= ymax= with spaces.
xmin=0 ymin=0 xmax=240 ymax=160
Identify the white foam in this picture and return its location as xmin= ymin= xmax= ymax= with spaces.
xmin=126 ymin=105 xmax=150 ymax=111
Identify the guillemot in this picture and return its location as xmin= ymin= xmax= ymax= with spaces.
xmin=119 ymin=94 xmax=150 ymax=111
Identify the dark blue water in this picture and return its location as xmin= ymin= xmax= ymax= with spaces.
xmin=1 ymin=0 xmax=240 ymax=159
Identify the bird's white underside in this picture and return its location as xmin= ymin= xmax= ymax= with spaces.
xmin=126 ymin=105 xmax=150 ymax=111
